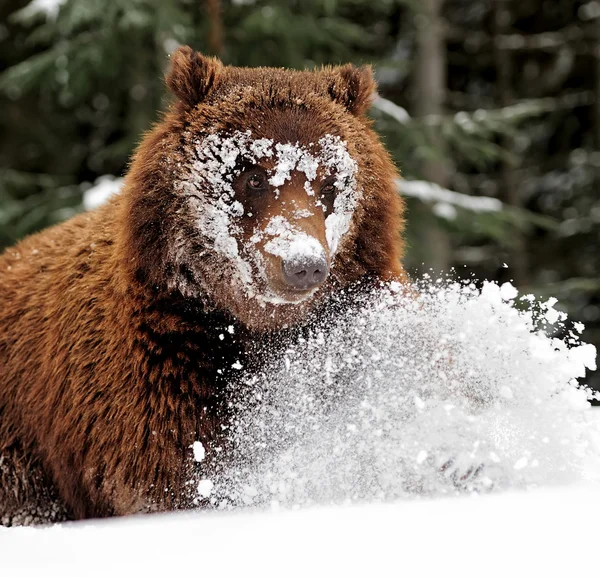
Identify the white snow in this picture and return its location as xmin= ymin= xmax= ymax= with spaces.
xmin=569 ymin=343 xmax=598 ymax=372
xmin=192 ymin=441 xmax=205 ymax=463
xmin=202 ymin=279 xmax=599 ymax=508
xmin=513 ymin=457 xmax=528 ymax=470
xmin=372 ymin=95 xmax=411 ymax=124
xmin=545 ymin=307 xmax=561 ymax=324
xmin=432 ymin=201 xmax=458 ymax=220
xmin=196 ymin=479 xmax=213 ymax=498
xmin=260 ymin=216 xmax=325 ymax=265
xmin=16 ymin=0 xmax=66 ymax=20
xmin=318 ymin=135 xmax=360 ymax=255
xmin=579 ymin=1 xmax=600 ymax=21
xmin=269 ymin=143 xmax=305 ymax=187
xmin=2 ymin=485 xmax=600 ymax=576
xmin=499 ymin=281 xmax=519 ymax=301
xmin=82 ymin=175 xmax=124 ymax=211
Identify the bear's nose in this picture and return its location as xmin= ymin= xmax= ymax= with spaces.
xmin=282 ymin=254 xmax=329 ymax=290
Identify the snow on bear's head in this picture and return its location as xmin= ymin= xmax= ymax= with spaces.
xmin=122 ymin=47 xmax=406 ymax=331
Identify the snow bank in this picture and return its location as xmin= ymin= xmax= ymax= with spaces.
xmin=2 ymin=484 xmax=600 ymax=576
xmin=201 ymin=278 xmax=599 ymax=508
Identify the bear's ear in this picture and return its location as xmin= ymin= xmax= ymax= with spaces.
xmin=165 ymin=46 xmax=222 ymax=108
xmin=326 ymin=64 xmax=376 ymax=116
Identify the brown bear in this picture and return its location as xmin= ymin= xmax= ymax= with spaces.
xmin=0 ymin=46 xmax=406 ymax=525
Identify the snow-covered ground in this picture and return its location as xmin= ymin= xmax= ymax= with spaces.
xmin=2 ymin=483 xmax=600 ymax=576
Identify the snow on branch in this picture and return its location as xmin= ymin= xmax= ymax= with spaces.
xmin=398 ymin=179 xmax=502 ymax=220
xmin=82 ymin=175 xmax=124 ymax=211
xmin=496 ymin=26 xmax=585 ymax=51
xmin=372 ymin=96 xmax=411 ymax=125
xmin=424 ymin=91 xmax=595 ymax=127
xmin=375 ymin=92 xmax=594 ymax=131
xmin=579 ymin=1 xmax=600 ymax=21
xmin=14 ymin=0 xmax=67 ymax=22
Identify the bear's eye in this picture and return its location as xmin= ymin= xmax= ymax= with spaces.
xmin=246 ymin=171 xmax=267 ymax=192
xmin=320 ymin=183 xmax=336 ymax=197
xmin=319 ymin=181 xmax=336 ymax=213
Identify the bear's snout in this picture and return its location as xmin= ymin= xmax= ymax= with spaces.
xmin=282 ymin=251 xmax=329 ymax=290
xmin=258 ymin=210 xmax=330 ymax=299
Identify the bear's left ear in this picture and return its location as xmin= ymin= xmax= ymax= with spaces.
xmin=165 ymin=46 xmax=223 ymax=108
xmin=326 ymin=64 xmax=376 ymax=116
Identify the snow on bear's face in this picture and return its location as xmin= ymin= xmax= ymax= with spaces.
xmin=174 ymin=127 xmax=361 ymax=327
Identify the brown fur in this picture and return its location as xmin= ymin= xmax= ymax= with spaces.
xmin=0 ymin=48 xmax=406 ymax=524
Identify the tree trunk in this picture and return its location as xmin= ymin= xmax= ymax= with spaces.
xmin=493 ymin=0 xmax=529 ymax=286
xmin=594 ymin=15 xmax=600 ymax=151
xmin=206 ymin=0 xmax=224 ymax=57
xmin=413 ymin=0 xmax=452 ymax=275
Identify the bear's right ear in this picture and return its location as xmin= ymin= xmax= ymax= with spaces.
xmin=165 ymin=46 xmax=222 ymax=108
xmin=325 ymin=64 xmax=376 ymax=116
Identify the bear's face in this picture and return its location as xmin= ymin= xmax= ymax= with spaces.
xmin=124 ymin=48 xmax=404 ymax=331
xmin=177 ymin=120 xmax=359 ymax=301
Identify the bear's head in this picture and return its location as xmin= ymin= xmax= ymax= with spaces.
xmin=120 ymin=47 xmax=405 ymax=331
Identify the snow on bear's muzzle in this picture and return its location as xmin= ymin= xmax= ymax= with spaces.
xmin=261 ymin=216 xmax=329 ymax=291
xmin=281 ymin=242 xmax=328 ymax=291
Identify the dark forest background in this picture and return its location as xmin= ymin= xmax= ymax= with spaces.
xmin=1 ymin=0 xmax=598 ymax=391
